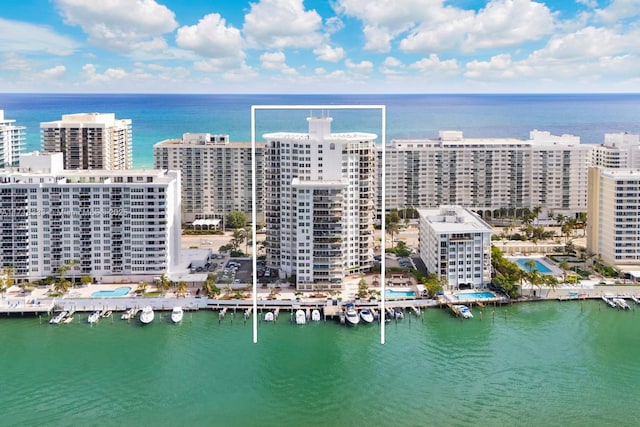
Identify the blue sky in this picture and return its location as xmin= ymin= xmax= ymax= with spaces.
xmin=0 ymin=0 xmax=638 ymax=93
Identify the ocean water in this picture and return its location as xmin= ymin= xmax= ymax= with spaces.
xmin=1 ymin=301 xmax=639 ymax=426
xmin=1 ymin=93 xmax=640 ymax=168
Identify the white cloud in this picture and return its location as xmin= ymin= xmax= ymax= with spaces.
xmin=325 ymin=16 xmax=344 ymax=34
xmin=463 ymin=0 xmax=556 ymax=52
xmin=335 ymin=0 xmax=429 ymax=52
xmin=0 ymin=53 xmax=32 ymax=72
xmin=176 ymin=13 xmax=244 ymax=61
xmin=528 ymin=26 xmax=637 ymax=62
xmin=337 ymin=0 xmax=556 ymax=53
xmin=55 ymin=0 xmax=177 ymax=54
xmin=465 ymin=54 xmax=515 ymax=80
xmin=82 ymin=63 xmax=128 ymax=83
xmin=409 ymin=54 xmax=458 ymax=75
xmin=595 ymin=0 xmax=640 ymax=23
xmin=400 ymin=0 xmax=555 ymax=53
xmin=576 ymin=0 xmax=597 ymax=7
xmin=40 ymin=65 xmax=67 ymax=80
xmin=260 ymin=51 xmax=297 ymax=75
xmin=345 ymin=59 xmax=373 ymax=75
xmin=313 ymin=45 xmax=345 ymax=62
xmin=383 ymin=57 xmax=403 ymax=68
xmin=243 ymin=0 xmax=323 ymax=49
xmin=0 ymin=18 xmax=79 ymax=54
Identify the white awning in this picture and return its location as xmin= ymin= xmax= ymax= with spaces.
xmin=192 ymin=219 xmax=221 ymax=227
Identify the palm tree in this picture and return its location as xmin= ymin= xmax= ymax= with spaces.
xmin=203 ymin=275 xmax=220 ymax=298
xmin=559 ymin=261 xmax=570 ymax=283
xmin=0 ymin=265 xmax=14 ymax=296
xmin=524 ymin=260 xmax=543 ymax=297
xmin=136 ymin=281 xmax=148 ymax=296
xmin=54 ymin=278 xmax=72 ymax=295
xmin=158 ymin=274 xmax=171 ymax=296
xmin=176 ymin=281 xmax=188 ymax=298
xmin=67 ymin=259 xmax=79 ymax=287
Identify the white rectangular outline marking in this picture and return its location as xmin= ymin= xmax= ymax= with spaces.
xmin=251 ymin=104 xmax=387 ymax=344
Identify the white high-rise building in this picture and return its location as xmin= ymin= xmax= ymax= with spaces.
xmin=591 ymin=133 xmax=640 ymax=169
xmin=0 ymin=152 xmax=180 ymax=283
xmin=418 ymin=206 xmax=492 ymax=290
xmin=41 ymin=113 xmax=132 ymax=170
xmin=154 ymin=133 xmax=264 ymax=224
xmin=0 ymin=110 xmax=25 ymax=168
xmin=264 ymin=116 xmax=376 ymax=290
xmin=378 ymin=130 xmax=592 ymax=218
xmin=587 ymin=167 xmax=640 ymax=267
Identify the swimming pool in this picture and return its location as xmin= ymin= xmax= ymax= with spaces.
xmin=385 ymin=289 xmax=416 ymax=298
xmin=91 ymin=287 xmax=132 ymax=297
xmin=452 ymin=291 xmax=496 ymax=301
xmin=515 ymin=258 xmax=552 ymax=274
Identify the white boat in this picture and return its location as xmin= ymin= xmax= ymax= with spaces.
xmin=295 ymin=309 xmax=306 ymax=325
xmin=359 ymin=308 xmax=374 ymax=323
xmin=613 ymin=298 xmax=630 ymax=310
xmin=49 ymin=311 xmax=67 ymax=325
xmin=393 ymin=308 xmax=404 ymax=319
xmin=121 ymin=308 xmax=134 ymax=320
xmin=264 ymin=311 xmax=274 ymax=322
xmin=602 ymin=296 xmax=617 ymax=308
xmin=100 ymin=309 xmax=112 ymax=318
xmin=140 ymin=306 xmax=154 ymax=324
xmin=171 ymin=306 xmax=184 ymax=323
xmin=87 ymin=311 xmax=100 ymax=324
xmin=344 ymin=303 xmax=360 ymax=326
xmin=631 ymin=296 xmax=640 ymax=305
xmin=455 ymin=305 xmax=473 ymax=319
xmin=63 ymin=310 xmax=75 ymax=324
xmin=311 ymin=309 xmax=321 ymax=322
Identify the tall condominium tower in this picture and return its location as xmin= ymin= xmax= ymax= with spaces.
xmin=378 ymin=130 xmax=592 ymax=218
xmin=0 ymin=152 xmax=180 ymax=283
xmin=264 ymin=116 xmax=376 ymax=290
xmin=154 ymin=133 xmax=264 ymax=224
xmin=591 ymin=133 xmax=640 ymax=169
xmin=0 ymin=110 xmax=26 ymax=168
xmin=587 ymin=167 xmax=640 ymax=268
xmin=41 ymin=113 xmax=132 ymax=170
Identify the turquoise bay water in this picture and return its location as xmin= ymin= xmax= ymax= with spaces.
xmin=91 ymin=286 xmax=131 ymax=297
xmin=2 ymin=301 xmax=640 ymax=426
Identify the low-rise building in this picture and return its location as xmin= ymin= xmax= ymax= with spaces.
xmin=418 ymin=206 xmax=492 ymax=290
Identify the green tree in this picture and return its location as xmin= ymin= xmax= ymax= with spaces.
xmin=203 ymin=274 xmax=220 ymax=298
xmin=80 ymin=275 xmax=93 ymax=286
xmin=136 ymin=281 xmax=148 ymax=296
xmin=226 ymin=210 xmax=248 ymax=229
xmin=386 ymin=210 xmax=401 ymax=249
xmin=356 ymin=278 xmax=369 ymax=299
xmin=0 ymin=265 xmax=14 ymax=296
xmin=158 ymin=274 xmax=171 ymax=296
xmin=176 ymin=281 xmax=188 ymax=298
xmin=559 ymin=261 xmax=570 ymax=283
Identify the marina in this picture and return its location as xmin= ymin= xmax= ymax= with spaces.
xmin=2 ymin=300 xmax=639 ymax=426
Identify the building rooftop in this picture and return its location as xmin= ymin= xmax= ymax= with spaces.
xmin=418 ymin=206 xmax=492 ymax=233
